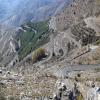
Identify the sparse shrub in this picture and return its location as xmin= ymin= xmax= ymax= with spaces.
xmin=76 ymin=93 xmax=83 ymax=100
xmin=0 ymin=85 xmax=6 ymax=100
xmin=75 ymin=76 xmax=79 ymax=82
xmin=95 ymin=68 xmax=100 ymax=72
xmin=32 ymin=48 xmax=45 ymax=62
xmin=0 ymin=95 xmax=6 ymax=100
xmin=96 ymin=0 xmax=100 ymax=5
xmin=0 ymin=92 xmax=6 ymax=100
xmin=92 ymin=47 xmax=100 ymax=60
xmin=96 ymin=77 xmax=100 ymax=82
xmin=8 ymin=97 xmax=20 ymax=100
xmin=75 ymin=76 xmax=84 ymax=82
xmin=77 ymin=73 xmax=81 ymax=77
xmin=95 ymin=39 xmax=100 ymax=45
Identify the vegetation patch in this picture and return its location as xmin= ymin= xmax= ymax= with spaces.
xmin=18 ymin=21 xmax=49 ymax=60
xmin=76 ymin=93 xmax=83 ymax=100
xmin=95 ymin=39 xmax=100 ymax=45
xmin=95 ymin=68 xmax=100 ymax=72
xmin=32 ymin=48 xmax=46 ymax=63
xmin=96 ymin=77 xmax=100 ymax=82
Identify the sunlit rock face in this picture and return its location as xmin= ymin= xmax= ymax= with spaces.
xmin=87 ymin=87 xmax=100 ymax=100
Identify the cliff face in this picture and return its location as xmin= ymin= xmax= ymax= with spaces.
xmin=0 ymin=25 xmax=19 ymax=66
xmin=47 ymin=0 xmax=100 ymax=65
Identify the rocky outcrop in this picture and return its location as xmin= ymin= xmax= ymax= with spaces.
xmin=44 ymin=0 xmax=100 ymax=65
xmin=87 ymin=87 xmax=100 ymax=100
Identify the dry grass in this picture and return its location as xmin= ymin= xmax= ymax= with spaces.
xmin=95 ymin=68 xmax=100 ymax=72
xmin=96 ymin=0 xmax=100 ymax=5
xmin=96 ymin=77 xmax=100 ymax=82
xmin=95 ymin=39 xmax=100 ymax=45
xmin=74 ymin=47 xmax=100 ymax=64
xmin=76 ymin=94 xmax=83 ymax=100
xmin=0 ymin=71 xmax=57 ymax=99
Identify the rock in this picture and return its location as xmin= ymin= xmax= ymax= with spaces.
xmin=0 ymin=70 xmax=2 ymax=74
xmin=6 ymin=71 xmax=10 ymax=76
xmin=87 ymin=87 xmax=100 ymax=100
xmin=15 ymin=80 xmax=25 ymax=86
xmin=21 ymin=96 xmax=32 ymax=100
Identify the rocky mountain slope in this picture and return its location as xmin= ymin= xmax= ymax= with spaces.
xmin=0 ymin=25 xmax=19 ymax=67
xmin=47 ymin=0 xmax=100 ymax=65
xmin=0 ymin=0 xmax=100 ymax=100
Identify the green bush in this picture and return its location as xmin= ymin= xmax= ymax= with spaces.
xmin=8 ymin=97 xmax=20 ymax=100
xmin=95 ymin=68 xmax=100 ymax=72
xmin=95 ymin=39 xmax=100 ymax=45
xmin=32 ymin=48 xmax=45 ymax=62
xmin=76 ymin=93 xmax=83 ymax=100
xmin=96 ymin=77 xmax=100 ymax=82
xmin=0 ymin=96 xmax=6 ymax=100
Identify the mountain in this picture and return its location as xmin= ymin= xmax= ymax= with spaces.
xmin=0 ymin=0 xmax=70 ymax=26
xmin=0 ymin=0 xmax=100 ymax=99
